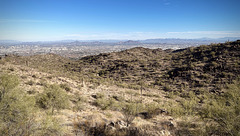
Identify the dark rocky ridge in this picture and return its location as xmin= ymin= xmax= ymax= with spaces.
xmin=5 ymin=40 xmax=240 ymax=94
xmin=66 ymin=40 xmax=240 ymax=93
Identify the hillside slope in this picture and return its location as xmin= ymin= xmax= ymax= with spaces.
xmin=65 ymin=40 xmax=240 ymax=94
xmin=1 ymin=40 xmax=239 ymax=136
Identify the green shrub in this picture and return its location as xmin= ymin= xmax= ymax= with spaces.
xmin=72 ymin=93 xmax=88 ymax=112
xmin=35 ymin=115 xmax=66 ymax=136
xmin=0 ymin=73 xmax=19 ymax=99
xmin=145 ymin=102 xmax=161 ymax=118
xmin=200 ymin=80 xmax=240 ymax=135
xmin=163 ymin=101 xmax=185 ymax=117
xmin=166 ymin=91 xmax=176 ymax=98
xmin=163 ymin=83 xmax=171 ymax=91
xmin=95 ymin=97 xmax=116 ymax=110
xmin=60 ymin=83 xmax=71 ymax=92
xmin=0 ymin=73 xmax=37 ymax=136
xmin=37 ymin=79 xmax=47 ymax=86
xmin=112 ymin=95 xmax=125 ymax=102
xmin=95 ymin=92 xmax=105 ymax=99
xmin=26 ymin=80 xmax=35 ymax=86
xmin=8 ymin=67 xmax=15 ymax=71
xmin=122 ymin=102 xmax=139 ymax=126
xmin=0 ymin=73 xmax=68 ymax=135
xmin=36 ymin=84 xmax=70 ymax=114
xmin=180 ymin=91 xmax=198 ymax=115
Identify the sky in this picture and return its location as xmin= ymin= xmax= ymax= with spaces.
xmin=0 ymin=0 xmax=240 ymax=41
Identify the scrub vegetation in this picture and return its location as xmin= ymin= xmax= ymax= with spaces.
xmin=0 ymin=40 xmax=239 ymax=135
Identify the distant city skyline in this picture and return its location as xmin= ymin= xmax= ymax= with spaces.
xmin=0 ymin=0 xmax=240 ymax=41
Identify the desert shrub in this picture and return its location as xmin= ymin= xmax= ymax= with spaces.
xmin=164 ymin=101 xmax=185 ymax=117
xmin=112 ymin=95 xmax=125 ymax=102
xmin=180 ymin=91 xmax=199 ymax=115
xmin=77 ymin=84 xmax=83 ymax=90
xmin=0 ymin=59 xmax=5 ymax=65
xmin=0 ymin=90 xmax=37 ymax=136
xmin=26 ymin=80 xmax=35 ymax=85
xmin=105 ymin=112 xmax=113 ymax=118
xmin=60 ymin=83 xmax=71 ymax=92
xmin=153 ymin=98 xmax=162 ymax=103
xmin=35 ymin=115 xmax=66 ymax=136
xmin=162 ymin=91 xmax=198 ymax=117
xmin=167 ymin=91 xmax=199 ymax=116
xmin=0 ymin=74 xmax=66 ymax=135
xmin=143 ymin=92 xmax=160 ymax=98
xmin=203 ymin=56 xmax=208 ymax=61
xmin=36 ymin=84 xmax=70 ymax=114
xmin=46 ymin=76 xmax=53 ymax=79
xmin=21 ymin=75 xmax=28 ymax=79
xmin=27 ymin=88 xmax=37 ymax=94
xmin=127 ymin=84 xmax=141 ymax=90
xmin=122 ymin=102 xmax=138 ymax=126
xmin=37 ymin=79 xmax=47 ymax=86
xmin=76 ymin=120 xmax=149 ymax=136
xmin=8 ymin=67 xmax=15 ymax=71
xmin=166 ymin=91 xmax=176 ymax=98
xmin=72 ymin=93 xmax=88 ymax=112
xmin=74 ymin=101 xmax=85 ymax=112
xmin=95 ymin=97 xmax=108 ymax=110
xmin=116 ymin=82 xmax=128 ymax=88
xmin=95 ymin=97 xmax=118 ymax=110
xmin=0 ymin=73 xmax=19 ymax=99
xmin=0 ymin=73 xmax=37 ymax=136
xmin=163 ymin=83 xmax=171 ymax=91
xmin=125 ymin=90 xmax=139 ymax=98
xmin=176 ymin=120 xmax=207 ymax=136
xmin=95 ymin=92 xmax=105 ymax=99
xmin=145 ymin=102 xmax=161 ymax=118
xmin=95 ymin=94 xmax=128 ymax=111
xmin=200 ymin=80 xmax=240 ymax=135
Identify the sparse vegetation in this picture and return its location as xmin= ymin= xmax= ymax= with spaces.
xmin=60 ymin=83 xmax=71 ymax=92
xmin=26 ymin=80 xmax=35 ymax=85
xmin=72 ymin=93 xmax=88 ymax=112
xmin=0 ymin=40 xmax=239 ymax=135
xmin=0 ymin=74 xmax=36 ymax=135
xmin=199 ymin=80 xmax=240 ymax=135
xmin=36 ymin=84 xmax=70 ymax=114
xmin=0 ymin=73 xmax=66 ymax=135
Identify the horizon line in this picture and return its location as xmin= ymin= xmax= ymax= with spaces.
xmin=1 ymin=36 xmax=240 ymax=43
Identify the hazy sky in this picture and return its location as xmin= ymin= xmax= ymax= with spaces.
xmin=0 ymin=0 xmax=240 ymax=41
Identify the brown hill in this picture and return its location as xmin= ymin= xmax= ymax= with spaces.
xmin=1 ymin=40 xmax=240 ymax=135
xmin=3 ymin=40 xmax=240 ymax=94
xmin=65 ymin=40 xmax=240 ymax=94
xmin=168 ymin=40 xmax=240 ymax=93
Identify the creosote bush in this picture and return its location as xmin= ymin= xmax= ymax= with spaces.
xmin=95 ymin=97 xmax=121 ymax=110
xmin=199 ymin=80 xmax=240 ymax=135
xmin=0 ymin=73 xmax=19 ymax=99
xmin=35 ymin=114 xmax=66 ymax=136
xmin=36 ymin=84 xmax=70 ymax=114
xmin=0 ymin=73 xmax=36 ymax=135
xmin=60 ymin=83 xmax=71 ymax=92
xmin=72 ymin=93 xmax=88 ymax=112
xmin=122 ymin=102 xmax=138 ymax=126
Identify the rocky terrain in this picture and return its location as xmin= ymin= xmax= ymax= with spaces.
xmin=0 ymin=40 xmax=239 ymax=135
xmin=66 ymin=40 xmax=240 ymax=93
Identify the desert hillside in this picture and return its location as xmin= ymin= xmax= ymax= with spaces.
xmin=0 ymin=40 xmax=240 ymax=136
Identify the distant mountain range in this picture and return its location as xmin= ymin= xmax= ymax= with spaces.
xmin=1 ymin=37 xmax=239 ymax=45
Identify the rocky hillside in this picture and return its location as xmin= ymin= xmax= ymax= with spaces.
xmin=0 ymin=40 xmax=239 ymax=136
xmin=65 ymin=40 xmax=240 ymax=94
xmin=169 ymin=40 xmax=240 ymax=93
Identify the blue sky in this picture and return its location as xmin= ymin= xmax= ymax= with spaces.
xmin=0 ymin=0 xmax=240 ymax=41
